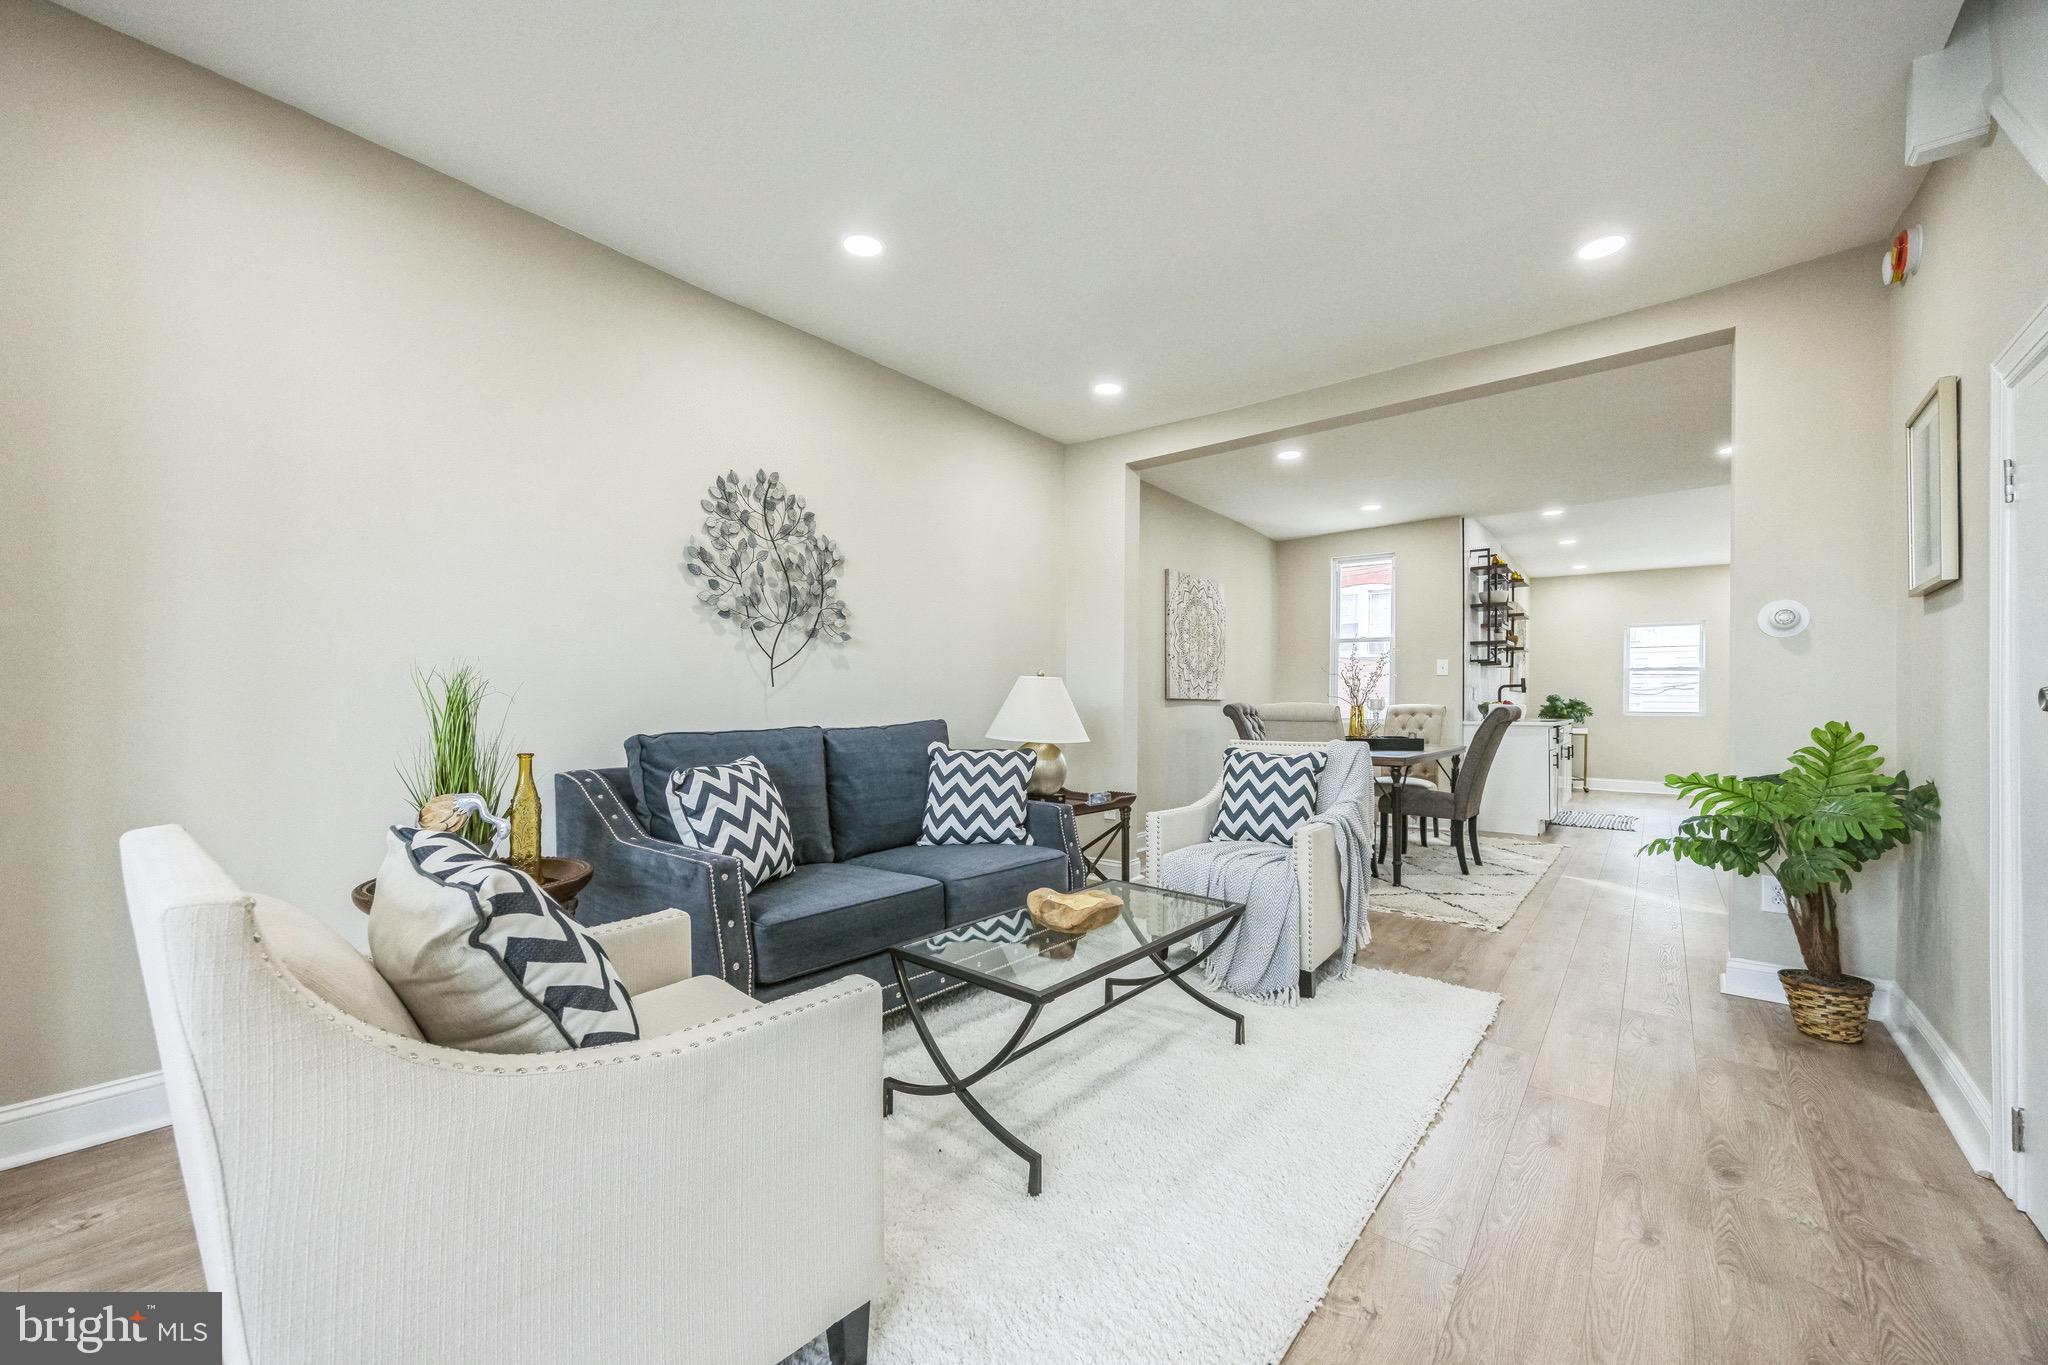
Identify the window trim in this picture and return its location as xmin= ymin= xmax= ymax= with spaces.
xmin=1622 ymin=619 xmax=1707 ymax=717
xmin=1329 ymin=553 xmax=1396 ymax=708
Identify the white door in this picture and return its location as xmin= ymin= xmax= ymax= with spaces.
xmin=2007 ymin=311 xmax=2048 ymax=1239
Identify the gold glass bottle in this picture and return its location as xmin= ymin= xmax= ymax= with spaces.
xmin=1347 ymin=704 xmax=1366 ymax=740
xmin=509 ymin=752 xmax=543 ymax=876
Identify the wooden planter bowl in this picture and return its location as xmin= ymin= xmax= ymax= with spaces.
xmin=1778 ymin=969 xmax=1874 ymax=1044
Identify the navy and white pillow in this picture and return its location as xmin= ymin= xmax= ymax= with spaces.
xmin=663 ymin=755 xmax=797 ymax=890
xmin=919 ymin=743 xmax=1035 ymax=846
xmin=368 ymin=827 xmax=639 ymax=1053
xmin=1211 ymin=747 xmax=1328 ymax=845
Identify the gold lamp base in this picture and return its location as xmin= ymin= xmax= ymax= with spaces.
xmin=1019 ymin=741 xmax=1067 ymax=798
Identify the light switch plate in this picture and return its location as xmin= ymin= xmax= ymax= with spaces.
xmin=1436 ymin=658 xmax=1450 ymax=675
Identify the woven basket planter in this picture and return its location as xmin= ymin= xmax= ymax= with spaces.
xmin=1779 ymin=969 xmax=1874 ymax=1044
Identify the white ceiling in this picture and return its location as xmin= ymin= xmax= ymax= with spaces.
xmin=1488 ymin=486 xmax=1732 ymax=579
xmin=1141 ymin=344 xmax=1734 ymax=571
xmin=59 ymin=1 xmax=1955 ymax=443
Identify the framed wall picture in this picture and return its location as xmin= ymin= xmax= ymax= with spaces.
xmin=1905 ymin=374 xmax=1960 ymax=596
xmin=1164 ymin=569 xmax=1225 ymax=700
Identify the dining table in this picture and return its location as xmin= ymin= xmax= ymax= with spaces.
xmin=1358 ymin=740 xmax=1468 ymax=888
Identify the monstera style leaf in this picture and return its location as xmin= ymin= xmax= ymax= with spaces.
xmin=684 ymin=469 xmax=850 ymax=684
xmin=1641 ymin=723 xmax=1939 ymax=979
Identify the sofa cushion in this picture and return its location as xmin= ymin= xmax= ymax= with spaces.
xmin=252 ymin=895 xmax=423 ymax=1039
xmin=918 ymin=742 xmax=1035 ymax=847
xmin=1212 ymin=747 xmax=1328 ymax=845
xmin=369 ymin=827 xmax=639 ymax=1052
xmin=662 ymin=756 xmax=797 ymax=891
xmin=850 ymin=843 xmax=1069 ymax=927
xmin=748 ymin=861 xmax=944 ymax=984
xmin=632 ymin=975 xmax=759 ymax=1036
xmin=823 ymin=720 xmax=947 ymax=860
xmin=628 ymin=726 xmax=833 ymax=864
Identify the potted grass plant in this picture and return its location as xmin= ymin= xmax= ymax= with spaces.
xmin=1641 ymin=722 xmax=1938 ymax=1043
xmin=398 ymin=664 xmax=513 ymax=850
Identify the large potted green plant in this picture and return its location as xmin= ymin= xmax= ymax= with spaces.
xmin=1641 ymin=722 xmax=1938 ymax=1043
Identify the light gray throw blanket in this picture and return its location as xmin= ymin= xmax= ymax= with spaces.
xmin=1159 ymin=741 xmax=1377 ymax=1003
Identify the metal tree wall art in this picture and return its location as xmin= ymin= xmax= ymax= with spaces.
xmin=685 ymin=469 xmax=849 ymax=684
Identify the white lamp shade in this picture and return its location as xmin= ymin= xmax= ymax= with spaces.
xmin=987 ymin=674 xmax=1089 ymax=745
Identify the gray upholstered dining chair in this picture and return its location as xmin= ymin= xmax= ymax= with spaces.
xmin=1382 ymin=704 xmax=1520 ymax=875
xmin=1223 ymin=702 xmax=1342 ymax=742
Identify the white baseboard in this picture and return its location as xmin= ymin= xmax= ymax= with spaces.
xmin=1720 ymin=960 xmax=1995 ymax=1176
xmin=1719 ymin=957 xmax=1895 ymax=1023
xmin=0 ymin=1071 xmax=168 ymax=1172
xmin=1890 ymin=992 xmax=1995 ymax=1177
xmin=1585 ymin=778 xmax=1670 ymax=794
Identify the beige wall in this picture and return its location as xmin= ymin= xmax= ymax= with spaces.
xmin=1066 ymin=247 xmax=1899 ymax=980
xmin=1530 ymin=566 xmax=1731 ymax=785
xmin=1888 ymin=132 xmax=2048 ymax=1088
xmin=0 ymin=1 xmax=1066 ymax=1106
xmin=1272 ymin=517 xmax=1465 ymax=723
xmin=1133 ymin=484 xmax=1277 ymax=834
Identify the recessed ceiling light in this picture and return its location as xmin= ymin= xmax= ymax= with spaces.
xmin=1558 ymin=538 xmax=1578 ymax=546
xmin=1091 ymin=380 xmax=1124 ymax=397
xmin=1540 ymin=507 xmax=1566 ymax=518
xmin=840 ymin=233 xmax=884 ymax=257
xmin=1276 ymin=449 xmax=1304 ymax=462
xmin=1575 ymin=234 xmax=1628 ymax=261
xmin=1572 ymin=563 xmax=1589 ymax=571
xmin=1360 ymin=503 xmax=1382 ymax=512
xmin=1717 ymin=444 xmax=1735 ymax=457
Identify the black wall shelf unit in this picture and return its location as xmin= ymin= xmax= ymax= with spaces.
xmin=1467 ymin=547 xmax=1528 ymax=670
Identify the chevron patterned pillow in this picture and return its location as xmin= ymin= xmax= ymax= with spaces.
xmin=368 ymin=827 xmax=640 ymax=1053
xmin=918 ymin=742 xmax=1035 ymax=846
xmin=663 ymin=755 xmax=797 ymax=890
xmin=1210 ymin=747 xmax=1328 ymax=844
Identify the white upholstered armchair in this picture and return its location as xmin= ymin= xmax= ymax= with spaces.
xmin=1142 ymin=742 xmax=1351 ymax=996
xmin=120 ymin=825 xmax=881 ymax=1365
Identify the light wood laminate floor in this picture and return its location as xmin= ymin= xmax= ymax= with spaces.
xmin=3 ymin=795 xmax=2042 ymax=1363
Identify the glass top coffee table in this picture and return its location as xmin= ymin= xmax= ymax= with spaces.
xmin=883 ymin=878 xmax=1246 ymax=1196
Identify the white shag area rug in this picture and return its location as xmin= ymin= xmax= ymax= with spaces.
xmin=790 ymin=966 xmax=1498 ymax=1365
xmin=1372 ymin=835 xmax=1562 ymax=931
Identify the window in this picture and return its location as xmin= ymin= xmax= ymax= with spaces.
xmin=1330 ymin=554 xmax=1395 ymax=706
xmin=1624 ymin=622 xmax=1705 ymax=715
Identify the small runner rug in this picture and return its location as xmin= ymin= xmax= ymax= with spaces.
xmin=1373 ymin=835 xmax=1562 ymax=931
xmin=1551 ymin=808 xmax=1639 ymax=832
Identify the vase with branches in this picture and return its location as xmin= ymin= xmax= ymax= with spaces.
xmin=1640 ymin=721 xmax=1938 ymax=1041
xmin=1337 ymin=649 xmax=1391 ymax=739
xmin=685 ymin=469 xmax=849 ymax=685
xmin=398 ymin=664 xmax=513 ymax=851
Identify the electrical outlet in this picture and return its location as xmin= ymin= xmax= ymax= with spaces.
xmin=1761 ymin=878 xmax=1788 ymax=914
xmin=1436 ymin=658 xmax=1450 ymax=675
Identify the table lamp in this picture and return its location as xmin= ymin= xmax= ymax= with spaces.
xmin=988 ymin=673 xmax=1089 ymax=798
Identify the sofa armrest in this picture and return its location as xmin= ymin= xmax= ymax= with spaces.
xmin=1291 ymin=823 xmax=1343 ymax=972
xmin=582 ymin=908 xmax=693 ymax=994
xmin=555 ymin=769 xmax=755 ymax=993
xmin=1144 ymin=783 xmax=1223 ymax=880
xmin=1026 ymin=799 xmax=1084 ymax=891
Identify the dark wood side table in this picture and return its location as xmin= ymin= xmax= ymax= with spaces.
xmin=1040 ymin=789 xmax=1136 ymax=884
xmin=352 ymin=856 xmax=595 ymax=917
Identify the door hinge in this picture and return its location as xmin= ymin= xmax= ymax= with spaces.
xmin=2015 ymin=1106 xmax=2027 ymax=1153
xmin=2005 ymin=459 xmax=2017 ymax=504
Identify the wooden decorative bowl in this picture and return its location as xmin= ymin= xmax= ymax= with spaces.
xmin=352 ymin=856 xmax=595 ymax=916
xmin=1026 ymin=886 xmax=1124 ymax=935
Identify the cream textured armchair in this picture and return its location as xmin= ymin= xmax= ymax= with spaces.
xmin=120 ymin=825 xmax=881 ymax=1365
xmin=1142 ymin=742 xmax=1349 ymax=996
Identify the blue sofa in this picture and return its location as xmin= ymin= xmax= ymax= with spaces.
xmin=557 ymin=719 xmax=1083 ymax=1006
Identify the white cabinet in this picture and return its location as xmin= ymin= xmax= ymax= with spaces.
xmin=1462 ymin=718 xmax=1570 ymax=837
